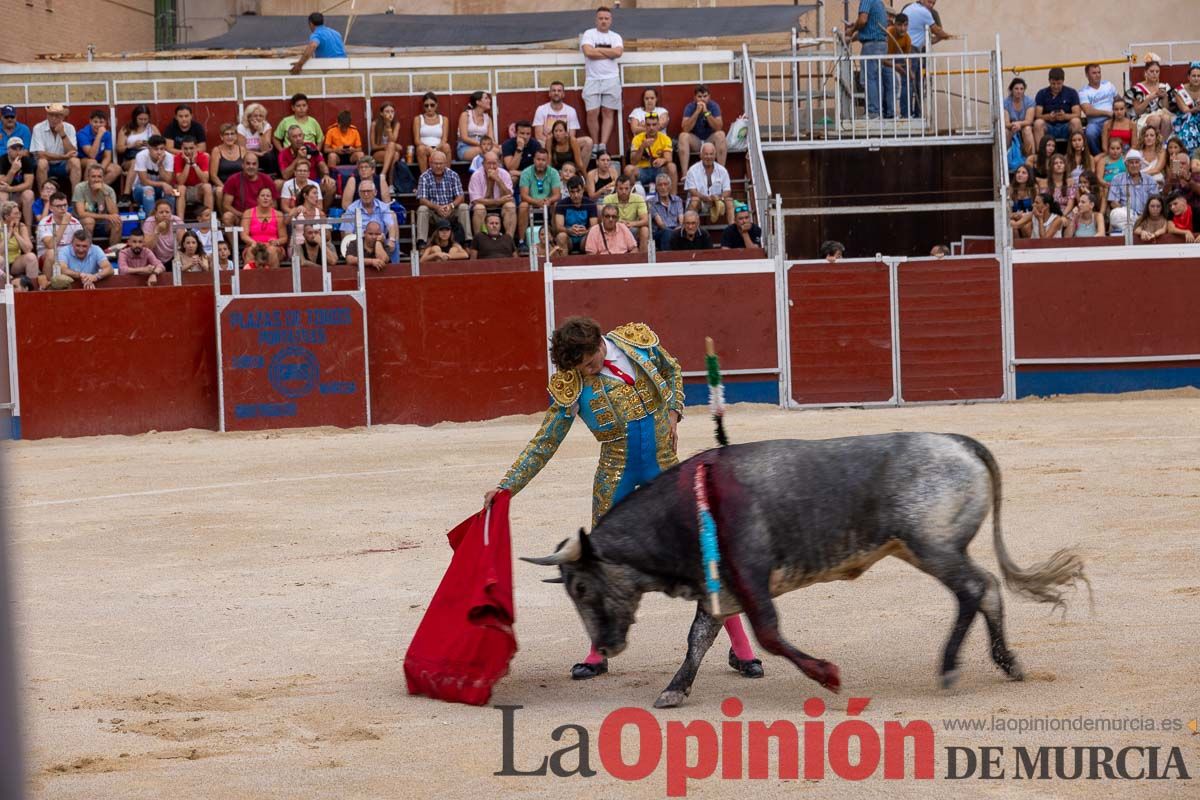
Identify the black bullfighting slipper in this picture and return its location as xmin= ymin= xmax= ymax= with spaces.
xmin=570 ymin=659 xmax=608 ymax=680
xmin=728 ymin=648 xmax=765 ymax=678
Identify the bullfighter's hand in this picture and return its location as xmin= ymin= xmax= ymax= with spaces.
xmin=669 ymin=410 xmax=681 ymax=453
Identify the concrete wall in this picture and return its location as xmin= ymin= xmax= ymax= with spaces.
xmin=0 ymin=0 xmax=154 ymax=62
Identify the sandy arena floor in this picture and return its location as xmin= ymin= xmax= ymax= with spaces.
xmin=5 ymin=392 xmax=1200 ymax=798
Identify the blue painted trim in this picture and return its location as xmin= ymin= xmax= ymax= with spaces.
xmin=8 ymin=416 xmax=19 ymax=441
xmin=682 ymin=380 xmax=778 ymax=406
xmin=1016 ymin=367 xmax=1200 ymax=398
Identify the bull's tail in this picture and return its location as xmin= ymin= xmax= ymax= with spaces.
xmin=953 ymin=435 xmax=1091 ymax=612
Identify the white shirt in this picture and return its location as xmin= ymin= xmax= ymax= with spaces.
xmin=685 ymin=162 xmax=732 ymax=197
xmin=533 ymin=102 xmax=581 ymax=134
xmin=281 ymin=177 xmax=322 ymax=202
xmin=36 ymin=213 xmax=81 ymax=255
xmin=628 ymin=107 xmax=669 ymax=125
xmin=1078 ymin=81 xmax=1118 ymax=118
xmin=30 ymin=120 xmax=77 ymax=156
xmin=599 ymin=336 xmax=636 ymax=383
xmin=904 ymin=3 xmax=935 ymax=50
xmin=580 ymin=28 xmax=623 ymax=82
xmin=134 ymin=149 xmax=174 ymax=180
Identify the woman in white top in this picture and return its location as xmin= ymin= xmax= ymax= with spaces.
xmin=280 ymin=159 xmax=323 ymax=214
xmin=1023 ymin=192 xmax=1065 ymax=239
xmin=457 ymin=91 xmax=495 ymax=163
xmin=289 ymin=184 xmax=324 ymax=248
xmin=117 ymin=104 xmax=160 ymax=197
xmin=412 ymin=91 xmax=452 ymax=173
xmin=237 ymin=103 xmax=277 ymax=174
xmin=627 ymin=87 xmax=670 ymax=136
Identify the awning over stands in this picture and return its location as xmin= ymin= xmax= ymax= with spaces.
xmin=183 ymin=5 xmax=817 ymax=51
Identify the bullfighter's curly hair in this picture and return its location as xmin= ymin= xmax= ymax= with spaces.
xmin=551 ymin=316 xmax=603 ymax=371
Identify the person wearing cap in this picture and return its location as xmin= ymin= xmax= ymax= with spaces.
xmin=0 ymin=107 xmax=30 ymax=158
xmin=679 ymin=84 xmax=727 ymax=173
xmin=1107 ymin=148 xmax=1157 ymax=228
xmin=30 ymin=103 xmax=80 ymax=192
xmin=0 ymin=137 xmax=36 ymax=227
xmin=627 ymin=112 xmax=675 ymax=194
xmin=419 ymin=219 xmax=468 ymax=264
xmin=721 ymin=204 xmax=763 ymax=249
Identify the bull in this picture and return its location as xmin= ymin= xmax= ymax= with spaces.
xmin=523 ymin=433 xmax=1088 ymax=708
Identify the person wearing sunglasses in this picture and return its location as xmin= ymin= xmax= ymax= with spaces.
xmin=413 ymin=92 xmax=452 ymax=174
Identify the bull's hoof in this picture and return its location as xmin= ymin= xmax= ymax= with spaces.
xmin=570 ymin=659 xmax=608 ymax=680
xmin=801 ymin=659 xmax=840 ymax=693
xmin=1006 ymin=659 xmax=1026 ymax=682
xmin=654 ymin=689 xmax=688 ymax=709
xmin=728 ymin=648 xmax=765 ymax=679
xmin=940 ymin=669 xmax=960 ymax=690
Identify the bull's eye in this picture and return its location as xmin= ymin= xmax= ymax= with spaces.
xmin=575 ymin=582 xmax=588 ymax=599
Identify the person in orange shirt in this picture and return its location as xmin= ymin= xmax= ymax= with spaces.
xmin=324 ymin=111 xmax=363 ymax=168
xmin=886 ymin=13 xmax=916 ymax=118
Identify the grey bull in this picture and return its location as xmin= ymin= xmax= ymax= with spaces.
xmin=523 ymin=433 xmax=1089 ymax=708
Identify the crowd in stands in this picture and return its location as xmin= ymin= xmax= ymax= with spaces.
xmin=0 ymin=8 xmax=765 ymax=290
xmin=1004 ymin=56 xmax=1200 ymax=242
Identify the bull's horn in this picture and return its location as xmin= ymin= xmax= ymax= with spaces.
xmin=520 ymin=529 xmax=585 ymax=566
xmin=542 ymin=577 xmax=565 ymax=584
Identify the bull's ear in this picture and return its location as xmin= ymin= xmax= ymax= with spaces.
xmin=578 ymin=527 xmax=594 ymax=562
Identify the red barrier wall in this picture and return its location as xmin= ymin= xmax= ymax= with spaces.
xmin=788 ymin=262 xmax=893 ymax=404
xmin=365 ymin=271 xmax=547 ymax=425
xmin=1013 ymin=258 xmax=1200 ymax=358
xmin=14 ymin=286 xmax=219 ymax=439
xmin=897 ymin=258 xmax=1003 ymax=402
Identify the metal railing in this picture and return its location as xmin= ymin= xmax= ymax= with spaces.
xmin=1128 ymin=40 xmax=1200 ymax=65
xmin=740 ymin=45 xmax=773 ymax=253
xmin=748 ymin=39 xmax=998 ymax=148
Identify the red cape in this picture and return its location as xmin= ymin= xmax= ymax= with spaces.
xmin=404 ymin=490 xmax=517 ymax=706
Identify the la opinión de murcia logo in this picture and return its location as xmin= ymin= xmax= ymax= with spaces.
xmin=495 ymin=700 xmax=1193 ymax=796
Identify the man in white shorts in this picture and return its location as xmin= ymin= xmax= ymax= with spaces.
xmin=580 ymin=6 xmax=624 ymax=157
xmin=532 ymin=81 xmax=594 ymax=159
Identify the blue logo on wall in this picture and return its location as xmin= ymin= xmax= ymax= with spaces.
xmin=268 ymin=346 xmax=319 ymax=399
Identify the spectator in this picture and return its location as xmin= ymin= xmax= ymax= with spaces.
xmin=117 ymin=104 xmax=159 ymax=197
xmin=421 ymin=220 xmax=469 ymax=263
xmin=546 ymin=120 xmax=586 ymax=174
xmin=1018 ymin=192 xmax=1065 ymax=239
xmin=243 ymin=242 xmax=273 ymax=270
xmin=1046 ymin=153 xmax=1076 ymax=217
xmin=324 ymin=110 xmax=363 ymax=168
xmin=72 ymin=162 xmax=122 ymax=246
xmin=930 ymin=244 xmax=950 ymax=258
xmin=684 ymin=142 xmax=734 ymax=224
xmin=281 ymin=158 xmax=322 ymax=215
xmin=117 ymin=228 xmax=166 ymax=285
xmin=1094 ymin=137 xmax=1126 ymax=209
xmin=501 ymin=120 xmax=538 ymax=184
xmin=345 ymin=220 xmax=390 ymax=271
xmin=471 ymin=212 xmax=517 ymax=259
xmin=721 ymin=205 xmax=762 ymax=249
xmin=679 ymin=84 xmax=727 ymax=173
xmin=339 ymin=156 xmax=391 ymax=210
xmin=370 ymin=102 xmax=401 ymax=184
xmin=1064 ymin=131 xmax=1093 ymax=185
xmin=416 ymin=150 xmax=469 ymax=249
xmin=1066 ymin=191 xmax=1105 ymax=237
xmin=31 ymin=103 xmax=80 ymax=192
xmin=143 ymin=198 xmax=183 ymax=268
xmin=1034 ymin=68 xmax=1082 ymax=147
xmin=76 ymin=109 xmax=121 ymax=187
xmin=601 ymin=174 xmax=648 ymax=252
xmin=210 ymin=124 xmax=246 ymax=214
xmin=288 ymin=183 xmax=323 ymax=248
xmin=469 ymin=151 xmax=516 ymax=238
xmin=133 ymin=134 xmax=176 ymax=219
xmin=533 ymin=81 xmax=594 ymax=157
xmin=162 ymin=105 xmax=207 ymax=155
xmin=628 ymin=113 xmax=676 ymax=193
xmin=274 ymin=93 xmax=323 ymax=149
xmin=518 ymin=148 xmax=562 ymax=251
xmin=1078 ymin=64 xmax=1118 ymax=156
xmin=627 ymin=87 xmax=670 ymax=137
xmin=1163 ymin=146 xmax=1193 ymax=199
xmin=278 ymin=124 xmax=337 ymax=206
xmin=1172 ymin=62 xmax=1200 ymax=152
xmin=1101 ymin=97 xmax=1134 ymax=155
xmin=221 ymin=152 xmax=277 ymax=227
xmin=0 ymin=138 xmax=35 ymax=227
xmin=467 ymin=135 xmax=496 ymax=174
xmin=847 ymin=0 xmax=892 ymax=120
xmin=1008 ymin=164 xmax=1036 ymax=234
xmin=238 ymin=103 xmax=277 ymax=174
xmin=1126 ymin=54 xmax=1173 ymax=144
xmin=886 ymin=13 xmax=916 ymax=119
xmin=342 ymin=181 xmax=398 ymax=256
xmin=1138 ymin=126 xmax=1167 ymax=185
xmin=291 ymin=12 xmax=346 ymax=74
xmin=646 ymin=172 xmax=682 ymax=252
xmin=241 ymin=187 xmax=286 ymax=268
xmin=554 ymin=176 xmax=597 ymax=255
xmin=820 ymin=240 xmax=844 ymax=261
xmin=412 ymin=92 xmax=451 ymax=174
xmin=584 ymin=203 xmax=637 ymax=254
xmin=214 ymin=238 xmax=233 ymax=271
xmin=36 ymin=190 xmax=81 ymax=273
xmin=172 ymin=136 xmax=213 ymax=220
xmin=901 ymin=0 xmax=953 ymax=117
xmin=50 ymin=229 xmax=111 ymax=290
xmin=580 ymin=6 xmax=624 ymax=155
xmin=669 ymin=210 xmax=711 ymax=251
xmin=558 ymin=161 xmax=579 ymax=185
xmin=586 ymin=149 xmax=619 ymax=200
xmin=1029 ymin=135 xmax=1057 ymax=188
xmin=0 ymin=106 xmax=31 ymax=157
xmin=1133 ymin=194 xmax=1170 ymax=242
xmin=30 ymin=179 xmax=57 ymax=224
xmin=457 ymin=91 xmax=495 ymax=163
xmin=176 ymin=230 xmax=210 ymax=272
xmin=2 ymin=201 xmax=41 ymax=289
xmin=1166 ymin=190 xmax=1195 ymax=241
xmin=295 ymin=223 xmax=339 ymax=267
xmin=1003 ymin=78 xmax=1036 ymax=157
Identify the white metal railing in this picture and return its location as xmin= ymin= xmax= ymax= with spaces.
xmin=741 ymin=45 xmax=773 ymax=251
xmin=749 ymin=43 xmax=998 ymax=148
xmin=1128 ymin=40 xmax=1200 ymax=65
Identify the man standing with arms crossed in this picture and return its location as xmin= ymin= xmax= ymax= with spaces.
xmin=580 ymin=7 xmax=624 ymax=158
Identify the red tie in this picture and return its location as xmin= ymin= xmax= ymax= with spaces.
xmin=603 ymin=360 xmax=635 ymax=386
